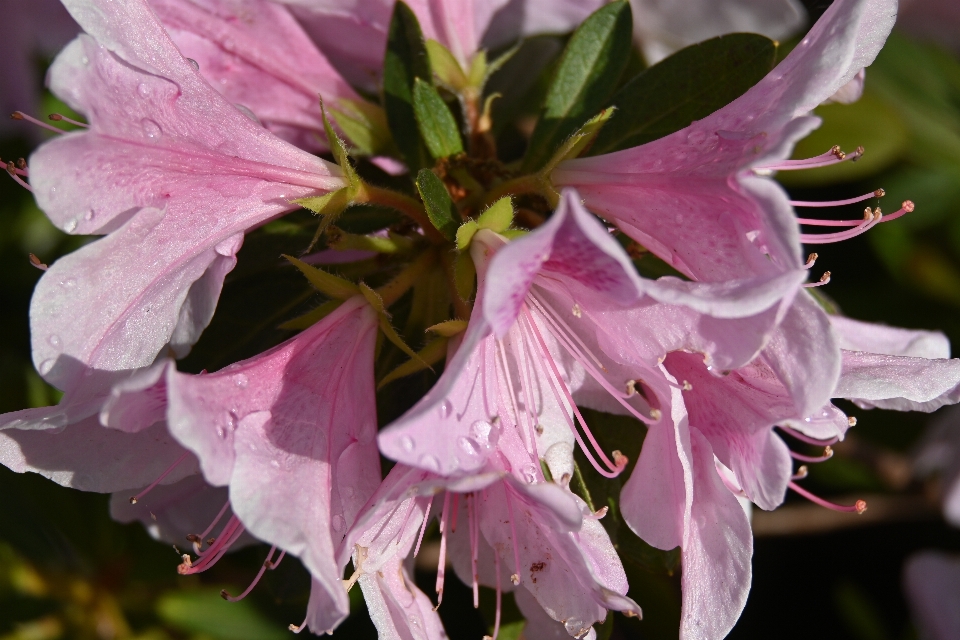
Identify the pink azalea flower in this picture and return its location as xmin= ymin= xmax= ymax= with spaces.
xmin=146 ymin=0 xmax=362 ymax=151
xmin=25 ymin=0 xmax=343 ymax=401
xmin=162 ymin=295 xmax=382 ymax=632
xmin=552 ymin=0 xmax=898 ymax=297
xmin=630 ymin=0 xmax=805 ymax=64
xmin=618 ymin=300 xmax=960 ymax=640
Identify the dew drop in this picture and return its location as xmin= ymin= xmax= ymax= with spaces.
xmin=270 ymin=459 xmax=280 ymax=469
xmin=332 ymin=514 xmax=344 ymax=531
xmin=400 ymin=435 xmax=416 ymax=452
xmin=222 ymin=37 xmax=236 ymax=51
xmin=234 ymin=373 xmax=248 ymax=388
xmin=47 ymin=335 xmax=62 ymax=349
xmin=187 ymin=57 xmax=200 ymax=71
xmin=137 ymin=82 xmax=150 ymax=97
xmin=63 ymin=219 xmax=78 ymax=233
xmin=470 ymin=419 xmax=500 ymax=451
xmin=84 ymin=209 xmax=95 ymax=221
xmin=224 ymin=411 xmax=238 ymax=432
xmin=439 ymin=399 xmax=453 ymax=419
xmin=521 ymin=464 xmax=538 ymax=484
xmin=81 ymin=56 xmax=89 ymax=66
xmin=458 ymin=436 xmax=481 ymax=457
xmin=234 ymin=103 xmax=261 ymax=125
xmin=216 ymin=427 xmax=225 ymax=439
xmin=38 ymin=359 xmax=54 ymax=375
xmin=419 ymin=454 xmax=441 ymax=472
xmin=60 ymin=278 xmax=76 ymax=288
xmin=141 ymin=118 xmax=162 ymax=140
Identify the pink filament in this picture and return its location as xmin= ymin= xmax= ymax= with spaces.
xmin=800 ymin=212 xmax=879 ymax=244
xmin=789 ymin=481 xmax=866 ymax=513
xmin=129 ymin=451 xmax=190 ymax=504
xmin=194 ymin=500 xmax=232 ymax=554
xmin=181 ymin=515 xmax=247 ymax=574
xmin=523 ymin=311 xmax=625 ymax=478
xmin=469 ymin=493 xmax=479 ymax=608
xmin=413 ymin=495 xmax=434 ymax=558
xmin=789 ymin=447 xmax=834 ymax=463
xmin=779 ymin=425 xmax=840 ymax=447
xmin=492 ymin=551 xmax=502 ymax=640
xmin=791 ymin=190 xmax=882 ymax=208
xmin=11 ymin=111 xmax=65 ymax=134
xmin=450 ymin=494 xmax=460 ymax=533
xmin=222 ymin=545 xmax=277 ymax=602
xmin=49 ymin=113 xmax=88 ymax=128
xmin=802 ymin=272 xmax=831 ymax=288
xmin=762 ymin=146 xmax=862 ymax=171
xmin=435 ymin=492 xmax=451 ymax=605
xmin=504 ymin=487 xmax=522 ymax=585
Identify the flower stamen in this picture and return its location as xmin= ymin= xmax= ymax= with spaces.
xmin=128 ymin=451 xmax=190 ymax=504
xmin=789 ymin=481 xmax=866 ymax=514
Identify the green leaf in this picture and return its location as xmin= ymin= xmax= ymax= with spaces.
xmin=413 ymin=78 xmax=464 ymax=159
xmin=378 ymin=336 xmax=449 ymax=388
xmin=157 ymin=589 xmax=288 ymax=640
xmin=456 ymin=219 xmax=480 ymax=250
xmin=426 ymin=39 xmax=468 ymax=89
xmin=522 ymin=0 xmax=633 ymax=171
xmin=477 ymin=196 xmax=514 ymax=232
xmin=590 ymin=33 xmax=778 ymax=155
xmin=330 ymin=98 xmax=394 ymax=156
xmin=284 ymin=255 xmax=360 ymax=300
xmin=416 ymin=169 xmax=461 ymax=240
xmin=383 ymin=1 xmax=432 ymax=169
xmin=454 ymin=251 xmax=477 ymax=301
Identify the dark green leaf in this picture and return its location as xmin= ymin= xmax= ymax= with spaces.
xmin=416 ymin=169 xmax=461 ymax=240
xmin=590 ymin=33 xmax=778 ymax=155
xmin=522 ymin=0 xmax=633 ymax=171
xmin=383 ymin=1 xmax=432 ymax=170
xmin=157 ymin=589 xmax=288 ymax=640
xmin=413 ymin=78 xmax=464 ymax=159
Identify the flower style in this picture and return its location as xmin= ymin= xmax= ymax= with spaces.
xmin=552 ymin=0 xmax=899 ymax=298
xmin=163 ymin=295 xmax=381 ymax=632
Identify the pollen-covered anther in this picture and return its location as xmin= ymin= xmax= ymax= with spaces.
xmin=855 ymin=499 xmax=868 ymax=514
xmin=625 ymin=380 xmax=637 ymax=397
xmin=206 ymin=537 xmax=216 ymax=546
xmin=185 ymin=534 xmax=201 ymax=543
xmin=571 ymin=303 xmax=582 ymax=318
xmin=803 ymin=271 xmax=831 ymax=288
xmin=28 ymin=254 xmax=48 ymax=271
xmin=177 ymin=554 xmax=193 ymax=574
xmin=612 ymin=450 xmax=628 ymax=468
xmin=682 ymin=380 xmax=692 ymax=391
xmin=823 ymin=446 xmax=834 ymax=458
xmin=535 ymin=423 xmax=544 ymax=435
xmin=560 ymin=473 xmax=572 ymax=486
xmin=510 ymin=573 xmax=520 ymax=585
xmin=831 ymin=145 xmax=845 ymax=160
xmin=792 ymin=465 xmax=809 ymax=480
xmin=848 ymin=416 xmax=858 ymax=427
xmin=129 ymin=496 xmax=138 ymax=504
xmin=593 ymin=506 xmax=609 ymax=519
xmin=804 ymin=253 xmax=819 ymax=269
xmin=220 ymin=589 xmax=230 ymax=600
xmin=649 ymin=408 xmax=662 ymax=420
xmin=874 ymin=188 xmax=885 ymax=197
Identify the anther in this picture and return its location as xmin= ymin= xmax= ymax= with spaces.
xmin=789 ymin=446 xmax=834 ymax=463
xmin=805 ymin=253 xmax=819 ymax=269
xmin=206 ymin=537 xmax=216 ymax=546
xmin=571 ymin=303 xmax=582 ymax=318
xmin=10 ymin=111 xmax=66 ymax=135
xmin=792 ymin=465 xmax=809 ymax=480
xmin=510 ymin=573 xmax=520 ymax=586
xmin=128 ymin=451 xmax=190 ymax=505
xmin=592 ymin=506 xmax=609 ymax=519
xmin=185 ymin=534 xmax=201 ymax=543
xmin=28 ymin=254 xmax=48 ymax=271
xmin=612 ymin=450 xmax=628 ymax=468
xmin=649 ymin=408 xmax=662 ymax=420
xmin=803 ymin=271 xmax=831 ymax=288
xmin=625 ymin=380 xmax=636 ymax=397
xmin=848 ymin=416 xmax=857 ymax=427
xmin=831 ymin=145 xmax=845 ymax=159
xmin=48 ymin=113 xmax=88 ymax=128
xmin=682 ymin=380 xmax=692 ymax=391
xmin=789 ymin=481 xmax=867 ymax=513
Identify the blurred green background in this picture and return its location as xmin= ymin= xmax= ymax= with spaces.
xmin=3 ymin=5 xmax=960 ymax=640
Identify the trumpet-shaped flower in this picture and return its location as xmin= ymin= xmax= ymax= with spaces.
xmin=29 ymin=0 xmax=343 ymax=401
xmin=165 ymin=296 xmax=381 ymax=632
xmin=552 ymin=0 xmax=897 ymax=292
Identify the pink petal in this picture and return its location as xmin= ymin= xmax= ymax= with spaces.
xmin=513 ymin=585 xmax=598 ymax=640
xmin=620 ymin=383 xmax=691 ymax=550
xmin=831 ymin=315 xmax=951 ymax=359
xmin=836 ymin=351 xmax=960 ymax=412
xmin=100 ymin=360 xmax=170 ymax=433
xmin=148 ymin=0 xmax=360 ymax=151
xmin=664 ymin=352 xmax=794 ymax=511
xmin=483 ymin=189 xmax=645 ymax=337
xmin=679 ymin=430 xmax=752 ymax=640
xmin=167 ymin=297 xmax=380 ymax=628
xmin=358 ymin=556 xmax=448 ymax=640
xmin=0 ymin=414 xmax=198 ymax=493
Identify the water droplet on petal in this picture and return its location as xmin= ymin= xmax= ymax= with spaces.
xmin=234 ymin=103 xmax=261 ymax=125
xmin=458 ymin=436 xmax=481 ymax=457
xmin=187 ymin=58 xmax=200 ymax=71
xmin=81 ymin=56 xmax=89 ymax=66
xmin=400 ymin=435 xmax=415 ymax=452
xmin=216 ymin=427 xmax=225 ymax=439
xmin=64 ymin=219 xmax=78 ymax=233
xmin=141 ymin=118 xmax=162 ymax=140
xmin=470 ymin=420 xmax=500 ymax=450
xmin=222 ymin=38 xmax=235 ymax=51
xmin=60 ymin=277 xmax=76 ymax=288
xmin=332 ymin=514 xmax=344 ymax=531
xmin=419 ymin=454 xmax=441 ymax=472
xmin=137 ymin=83 xmax=150 ymax=97
xmin=234 ymin=373 xmax=248 ymax=388
xmin=521 ymin=464 xmax=538 ymax=484
xmin=439 ymin=399 xmax=453 ymax=419
xmin=47 ymin=335 xmax=61 ymax=349
xmin=38 ymin=359 xmax=54 ymax=375
xmin=270 ymin=459 xmax=280 ymax=469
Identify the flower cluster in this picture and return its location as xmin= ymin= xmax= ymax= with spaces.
xmin=3 ymin=0 xmax=959 ymax=639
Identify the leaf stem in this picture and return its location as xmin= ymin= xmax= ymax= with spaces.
xmin=483 ymin=173 xmax=553 ymax=208
xmin=376 ymin=248 xmax=439 ymax=308
xmin=357 ymin=182 xmax=447 ymax=243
